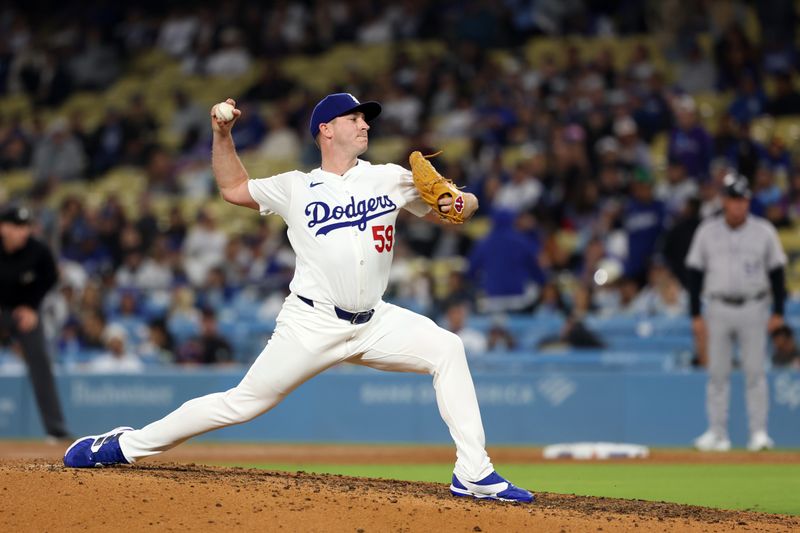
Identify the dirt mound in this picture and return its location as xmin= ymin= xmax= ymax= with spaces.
xmin=1 ymin=460 xmax=798 ymax=533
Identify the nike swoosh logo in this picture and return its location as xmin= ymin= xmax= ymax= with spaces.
xmin=459 ymin=479 xmax=509 ymax=495
xmin=310 ymin=182 xmax=324 ymax=188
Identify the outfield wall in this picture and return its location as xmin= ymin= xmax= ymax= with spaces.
xmin=1 ymin=369 xmax=799 ymax=448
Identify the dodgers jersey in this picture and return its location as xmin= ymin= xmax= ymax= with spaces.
xmin=248 ymin=159 xmax=430 ymax=311
xmin=685 ymin=214 xmax=786 ymax=297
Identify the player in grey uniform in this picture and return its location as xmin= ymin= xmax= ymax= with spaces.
xmin=686 ymin=173 xmax=787 ymax=451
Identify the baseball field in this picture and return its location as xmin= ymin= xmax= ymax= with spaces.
xmin=2 ymin=442 xmax=799 ymax=532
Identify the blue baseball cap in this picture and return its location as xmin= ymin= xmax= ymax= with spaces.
xmin=309 ymin=93 xmax=381 ymax=139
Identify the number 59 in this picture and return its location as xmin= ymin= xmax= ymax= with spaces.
xmin=372 ymin=225 xmax=394 ymax=253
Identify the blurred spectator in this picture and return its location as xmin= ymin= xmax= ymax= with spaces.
xmin=622 ymin=168 xmax=666 ymax=280
xmin=157 ymin=7 xmax=199 ymax=58
xmin=533 ymin=281 xmax=569 ymax=318
xmin=170 ymin=89 xmax=208 ymax=151
xmin=197 ymin=267 xmax=236 ymax=310
xmin=434 ymin=94 xmax=476 ymax=138
xmin=0 ymin=114 xmax=32 ymax=170
xmin=205 ymin=27 xmax=252 ymax=77
xmin=380 ymin=84 xmax=423 ymax=136
xmin=139 ymin=317 xmax=176 ymax=365
xmin=668 ymin=95 xmax=713 ymax=181
xmin=537 ymin=316 xmax=605 ymax=351
xmin=676 ymin=40 xmax=716 ymax=94
xmin=492 ymin=160 xmax=542 ymax=213
xmin=115 ymin=249 xmax=170 ymax=291
xmin=656 ymin=159 xmax=699 ymax=219
xmin=108 ymin=290 xmax=148 ymax=347
xmin=68 ymin=29 xmax=120 ymax=90
xmin=176 ymin=308 xmax=234 ymax=365
xmin=163 ymin=205 xmax=188 ymax=251
xmin=662 ymin=197 xmax=702 ymax=287
xmin=714 ymin=24 xmax=759 ymax=91
xmin=31 ymin=117 xmax=86 ymax=184
xmin=753 ymin=166 xmax=783 ymax=215
xmin=123 ymin=93 xmax=158 ymax=165
xmin=256 ymin=109 xmax=301 ymax=161
xmin=629 ymin=264 xmax=688 ymax=318
xmin=727 ymin=74 xmax=766 ymax=125
xmin=443 ymin=300 xmax=487 ymax=356
xmin=115 ymin=7 xmax=157 ymax=56
xmin=219 ymin=236 xmax=254 ymax=288
xmin=724 ymin=119 xmax=765 ymax=184
xmin=84 ymin=323 xmax=144 ymax=373
xmin=764 ymin=136 xmax=792 ymax=181
xmin=135 ymin=195 xmax=160 ymax=251
xmin=698 ymin=160 xmax=729 ymax=218
xmin=230 ymin=101 xmax=267 ymax=151
xmin=167 ymin=285 xmax=201 ymax=343
xmin=78 ymin=308 xmax=106 ymax=352
xmin=486 ymin=316 xmax=517 ymax=352
xmin=614 ymin=116 xmax=652 ymax=172
xmin=784 ymin=169 xmax=800 ymax=221
xmin=468 ymin=210 xmax=545 ymax=314
xmin=182 ymin=208 xmax=228 ymax=286
xmin=243 ymin=61 xmax=297 ymax=103
xmin=88 ymin=108 xmax=127 ymax=176
xmin=631 ymin=72 xmax=672 ymax=143
xmin=766 ymin=72 xmax=800 ymax=116
xmin=771 ymin=325 xmax=800 ymax=369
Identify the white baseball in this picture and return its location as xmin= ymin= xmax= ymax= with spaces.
xmin=215 ymin=102 xmax=235 ymax=122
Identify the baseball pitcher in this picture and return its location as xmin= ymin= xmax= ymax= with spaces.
xmin=63 ymin=93 xmax=533 ymax=503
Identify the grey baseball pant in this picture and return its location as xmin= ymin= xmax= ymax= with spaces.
xmin=705 ymin=299 xmax=770 ymax=437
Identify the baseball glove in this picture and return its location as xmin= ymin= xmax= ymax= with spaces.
xmin=409 ymin=150 xmax=466 ymax=224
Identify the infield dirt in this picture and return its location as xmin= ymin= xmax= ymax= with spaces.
xmin=1 ymin=442 xmax=798 ymax=532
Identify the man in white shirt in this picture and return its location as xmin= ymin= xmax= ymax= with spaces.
xmin=64 ymin=93 xmax=533 ymax=503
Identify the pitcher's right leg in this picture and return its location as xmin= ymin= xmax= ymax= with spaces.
xmin=65 ymin=295 xmax=346 ymax=468
xmin=119 ymin=327 xmax=338 ymax=461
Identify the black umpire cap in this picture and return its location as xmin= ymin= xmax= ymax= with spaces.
xmin=0 ymin=205 xmax=33 ymax=225
xmin=722 ymin=172 xmax=751 ymax=199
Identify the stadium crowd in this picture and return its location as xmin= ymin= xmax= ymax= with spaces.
xmin=1 ymin=1 xmax=799 ymax=371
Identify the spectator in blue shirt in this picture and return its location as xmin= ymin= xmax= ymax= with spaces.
xmin=468 ymin=210 xmax=545 ymax=314
xmin=668 ymin=95 xmax=713 ymax=181
xmin=623 ymin=168 xmax=666 ymax=281
xmin=728 ymin=74 xmax=767 ymax=124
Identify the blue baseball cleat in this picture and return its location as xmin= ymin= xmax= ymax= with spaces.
xmin=450 ymin=471 xmax=534 ymax=502
xmin=63 ymin=426 xmax=133 ymax=468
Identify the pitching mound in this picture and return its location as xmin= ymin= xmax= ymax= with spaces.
xmin=2 ymin=459 xmax=798 ymax=532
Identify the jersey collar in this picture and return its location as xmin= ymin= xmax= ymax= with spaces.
xmin=312 ymin=159 xmax=370 ymax=180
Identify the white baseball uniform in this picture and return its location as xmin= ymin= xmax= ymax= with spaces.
xmin=119 ymin=159 xmax=495 ymax=482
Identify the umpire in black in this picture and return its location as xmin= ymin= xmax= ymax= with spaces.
xmin=0 ymin=204 xmax=71 ymax=440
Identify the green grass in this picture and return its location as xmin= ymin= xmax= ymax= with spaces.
xmin=218 ymin=462 xmax=800 ymax=516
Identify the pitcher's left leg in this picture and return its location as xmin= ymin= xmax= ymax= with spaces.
xmin=350 ymin=302 xmax=492 ymax=481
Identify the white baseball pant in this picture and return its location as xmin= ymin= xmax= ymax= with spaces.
xmin=119 ymin=293 xmax=495 ymax=481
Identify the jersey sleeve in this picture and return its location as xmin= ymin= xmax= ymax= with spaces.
xmin=390 ymin=164 xmax=431 ymax=218
xmin=685 ymin=223 xmax=708 ymax=270
xmin=764 ymin=222 xmax=788 ymax=270
xmin=247 ymin=171 xmax=298 ymax=219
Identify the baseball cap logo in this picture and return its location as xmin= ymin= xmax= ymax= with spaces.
xmin=348 ymin=94 xmax=360 ymax=104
